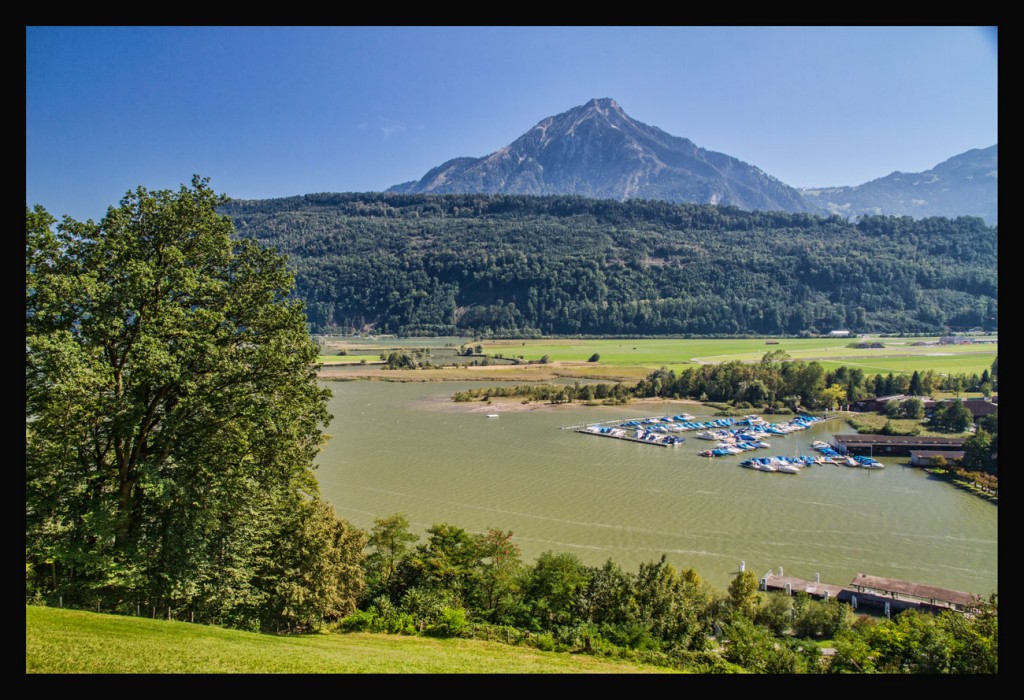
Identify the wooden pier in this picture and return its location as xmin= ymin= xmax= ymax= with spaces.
xmin=573 ymin=426 xmax=682 ymax=447
xmin=758 ymin=568 xmax=982 ymax=616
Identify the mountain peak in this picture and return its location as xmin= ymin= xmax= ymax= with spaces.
xmin=388 ymin=99 xmax=815 ymax=213
xmin=583 ymin=97 xmax=620 ymax=112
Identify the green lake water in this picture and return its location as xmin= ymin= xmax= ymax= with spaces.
xmin=314 ymin=380 xmax=998 ymax=597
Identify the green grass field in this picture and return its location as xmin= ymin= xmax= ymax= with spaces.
xmin=26 ymin=605 xmax=680 ymax=674
xmin=478 ymin=337 xmax=997 ymax=377
xmin=318 ymin=354 xmax=382 ymax=365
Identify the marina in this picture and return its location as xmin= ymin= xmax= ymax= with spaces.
xmin=316 ymin=380 xmax=998 ymax=597
xmin=572 ymin=413 xmax=844 ymax=472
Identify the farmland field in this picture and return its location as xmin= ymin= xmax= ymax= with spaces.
xmin=319 ymin=335 xmax=997 ymax=380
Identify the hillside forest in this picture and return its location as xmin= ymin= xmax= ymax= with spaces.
xmin=223 ymin=193 xmax=997 ymax=337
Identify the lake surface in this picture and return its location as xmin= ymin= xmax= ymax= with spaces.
xmin=315 ymin=380 xmax=998 ymax=597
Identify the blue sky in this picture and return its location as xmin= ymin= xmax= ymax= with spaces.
xmin=27 ymin=26 xmax=998 ymax=223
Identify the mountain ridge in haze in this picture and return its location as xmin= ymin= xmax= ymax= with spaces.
xmin=799 ymin=145 xmax=997 ymax=225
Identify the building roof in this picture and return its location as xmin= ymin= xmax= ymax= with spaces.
xmin=960 ymin=400 xmax=998 ymax=417
xmin=835 ymin=434 xmax=965 ymax=447
xmin=850 ymin=573 xmax=981 ymax=608
xmin=853 ymin=395 xmax=934 ymax=407
xmin=910 ymin=450 xmax=965 ymax=460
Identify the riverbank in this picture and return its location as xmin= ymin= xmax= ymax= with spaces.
xmin=317 ymin=362 xmax=644 ymax=383
xmin=419 ymin=394 xmax=704 ymax=415
xmin=923 ymin=467 xmax=998 ymax=504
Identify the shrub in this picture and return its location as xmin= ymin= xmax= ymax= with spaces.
xmin=425 ymin=606 xmax=470 ymax=638
xmin=526 ymin=631 xmax=557 ymax=652
xmin=338 ymin=609 xmax=377 ymax=632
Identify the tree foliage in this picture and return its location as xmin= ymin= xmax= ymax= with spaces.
xmin=930 ymin=400 xmax=974 ymax=433
xmin=364 ymin=513 xmax=419 ymax=603
xmin=26 ymin=177 xmax=356 ymax=630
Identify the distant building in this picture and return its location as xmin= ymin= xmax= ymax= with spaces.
xmin=834 ymin=434 xmax=964 ymax=457
xmin=828 ymin=330 xmax=851 ymax=337
xmin=910 ymin=450 xmax=965 ymax=466
xmin=943 ymin=398 xmax=999 ymax=419
xmin=849 ymin=573 xmax=982 ymax=614
xmin=850 ymin=395 xmax=935 ymax=413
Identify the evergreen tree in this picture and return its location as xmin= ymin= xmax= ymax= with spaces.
xmin=909 ymin=370 xmax=924 ymax=396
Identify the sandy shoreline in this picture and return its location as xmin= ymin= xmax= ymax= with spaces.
xmin=317 ymin=362 xmax=644 ymax=383
xmin=423 ymin=395 xmax=705 ymax=414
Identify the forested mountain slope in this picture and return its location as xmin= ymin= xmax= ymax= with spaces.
xmin=223 ymin=193 xmax=997 ymax=337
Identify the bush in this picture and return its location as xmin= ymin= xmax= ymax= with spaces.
xmin=526 ymin=631 xmax=557 ymax=652
xmin=338 ymin=609 xmax=376 ymax=632
xmin=587 ymin=353 xmax=600 ymax=362
xmin=424 ymin=606 xmax=470 ymax=638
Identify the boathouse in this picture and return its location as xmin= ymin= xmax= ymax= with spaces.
xmin=758 ymin=569 xmax=983 ymax=616
xmin=849 ymin=573 xmax=982 ymax=614
xmin=909 ymin=450 xmax=965 ymax=466
xmin=833 ymin=434 xmax=964 ymax=457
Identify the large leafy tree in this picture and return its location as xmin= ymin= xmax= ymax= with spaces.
xmin=26 ymin=177 xmax=348 ymax=628
xmin=474 ymin=528 xmax=523 ymax=624
xmin=725 ymin=569 xmax=761 ymax=621
xmin=401 ymin=523 xmax=481 ymax=604
xmin=517 ymin=550 xmax=591 ymax=631
xmin=633 ymin=555 xmax=710 ymax=650
xmin=363 ymin=512 xmax=419 ymax=603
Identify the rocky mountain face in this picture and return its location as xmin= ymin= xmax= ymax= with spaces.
xmin=388 ymin=98 xmax=816 ymax=214
xmin=800 ymin=145 xmax=997 ymax=225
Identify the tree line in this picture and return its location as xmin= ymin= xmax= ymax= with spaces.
xmin=221 ymin=192 xmax=997 ymax=337
xmin=453 ymin=353 xmax=998 ymax=418
xmin=335 ymin=512 xmax=997 ymax=674
xmin=451 ymin=356 xmax=999 ymax=472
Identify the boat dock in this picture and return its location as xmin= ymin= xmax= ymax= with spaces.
xmin=569 ymin=413 xmax=831 ymax=450
xmin=758 ymin=567 xmax=982 ymax=616
xmin=574 ymin=425 xmax=683 ymax=447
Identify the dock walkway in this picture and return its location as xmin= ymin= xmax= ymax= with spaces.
xmin=758 ymin=568 xmax=982 ymax=616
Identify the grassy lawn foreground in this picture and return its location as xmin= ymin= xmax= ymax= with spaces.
xmin=26 ymin=605 xmax=681 ymax=674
